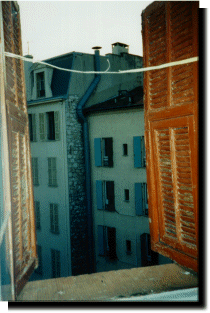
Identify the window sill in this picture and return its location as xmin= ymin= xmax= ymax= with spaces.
xmin=17 ymin=263 xmax=198 ymax=301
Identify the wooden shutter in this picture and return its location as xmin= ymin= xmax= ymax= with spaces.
xmin=96 ymin=180 xmax=103 ymax=210
xmin=98 ymin=225 xmax=105 ymax=256
xmin=54 ymin=111 xmax=60 ymax=141
xmin=94 ymin=138 xmax=102 ymax=166
xmin=1 ymin=1 xmax=38 ymax=298
xmin=142 ymin=1 xmax=198 ymax=272
xmin=133 ymin=136 xmax=142 ymax=168
xmin=135 ymin=183 xmax=143 ymax=216
xmin=39 ymin=113 xmax=46 ymax=141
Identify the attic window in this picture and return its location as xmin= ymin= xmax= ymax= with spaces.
xmin=37 ymin=72 xmax=45 ymax=98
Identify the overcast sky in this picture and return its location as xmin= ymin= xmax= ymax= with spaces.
xmin=18 ymin=1 xmax=154 ymax=60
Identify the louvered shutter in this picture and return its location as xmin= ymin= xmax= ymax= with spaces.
xmin=142 ymin=1 xmax=198 ymax=272
xmin=96 ymin=180 xmax=103 ymax=210
xmin=54 ymin=111 xmax=60 ymax=141
xmin=135 ymin=183 xmax=143 ymax=216
xmin=94 ymin=138 xmax=102 ymax=166
xmin=1 ymin=1 xmax=38 ymax=298
xmin=98 ymin=225 xmax=104 ymax=256
xmin=32 ymin=114 xmax=36 ymax=142
xmin=133 ymin=136 xmax=142 ymax=168
xmin=39 ymin=113 xmax=46 ymax=141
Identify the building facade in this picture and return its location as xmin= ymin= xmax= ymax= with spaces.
xmin=24 ymin=43 xmax=144 ymax=280
xmin=84 ymin=88 xmax=173 ymax=272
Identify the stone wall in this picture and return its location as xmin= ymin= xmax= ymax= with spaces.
xmin=65 ymin=96 xmax=89 ymax=276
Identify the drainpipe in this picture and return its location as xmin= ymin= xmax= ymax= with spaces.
xmin=76 ymin=47 xmax=101 ymax=274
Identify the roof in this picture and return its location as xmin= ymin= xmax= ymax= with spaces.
xmin=83 ymin=86 xmax=143 ymax=115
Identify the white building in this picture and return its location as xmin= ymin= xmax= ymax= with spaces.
xmin=24 ymin=44 xmax=144 ymax=280
xmin=84 ymin=87 xmax=173 ymax=272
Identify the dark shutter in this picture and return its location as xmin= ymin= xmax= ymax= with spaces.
xmin=135 ymin=183 xmax=143 ymax=216
xmin=98 ymin=225 xmax=105 ymax=256
xmin=1 ymin=1 xmax=38 ymax=298
xmin=104 ymin=138 xmax=113 ymax=167
xmin=106 ymin=181 xmax=115 ymax=211
xmin=96 ymin=180 xmax=103 ymax=210
xmin=142 ymin=1 xmax=198 ymax=272
xmin=94 ymin=138 xmax=102 ymax=167
xmin=107 ymin=227 xmax=117 ymax=260
xmin=133 ymin=136 xmax=142 ymax=168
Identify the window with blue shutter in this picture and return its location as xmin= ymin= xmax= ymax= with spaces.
xmin=133 ymin=136 xmax=142 ymax=168
xmin=98 ymin=225 xmax=105 ymax=256
xmin=96 ymin=180 xmax=103 ymax=210
xmin=135 ymin=183 xmax=143 ymax=216
xmin=94 ymin=138 xmax=102 ymax=166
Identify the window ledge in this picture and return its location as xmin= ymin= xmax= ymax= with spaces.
xmin=16 ymin=263 xmax=198 ymax=301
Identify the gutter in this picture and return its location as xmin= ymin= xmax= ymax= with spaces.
xmin=76 ymin=49 xmax=101 ymax=274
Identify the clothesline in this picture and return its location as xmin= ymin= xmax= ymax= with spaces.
xmin=4 ymin=51 xmax=198 ymax=75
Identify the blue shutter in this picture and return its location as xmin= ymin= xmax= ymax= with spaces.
xmin=96 ymin=180 xmax=103 ymax=210
xmin=135 ymin=183 xmax=143 ymax=216
xmin=133 ymin=136 xmax=142 ymax=168
xmin=98 ymin=225 xmax=104 ymax=255
xmin=94 ymin=138 xmax=102 ymax=166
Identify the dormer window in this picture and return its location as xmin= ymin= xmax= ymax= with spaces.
xmin=37 ymin=72 xmax=45 ymax=98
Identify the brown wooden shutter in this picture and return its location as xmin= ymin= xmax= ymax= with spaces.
xmin=142 ymin=1 xmax=198 ymax=272
xmin=1 ymin=1 xmax=38 ymax=298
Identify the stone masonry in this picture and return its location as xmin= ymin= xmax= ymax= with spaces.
xmin=65 ymin=96 xmax=89 ymax=276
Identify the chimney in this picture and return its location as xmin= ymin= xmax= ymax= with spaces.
xmin=112 ymin=42 xmax=129 ymax=55
xmin=92 ymin=46 xmax=102 ymax=55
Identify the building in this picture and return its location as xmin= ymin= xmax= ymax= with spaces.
xmin=84 ymin=87 xmax=172 ymax=272
xmin=24 ymin=43 xmax=143 ymax=280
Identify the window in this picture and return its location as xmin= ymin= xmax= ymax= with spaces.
xmin=37 ymin=72 xmax=45 ymax=98
xmin=28 ymin=114 xmax=36 ymax=141
xmin=48 ymin=157 xmax=57 ymax=187
xmin=51 ymin=249 xmax=61 ymax=278
xmin=39 ymin=111 xmax=60 ymax=141
xmin=35 ymin=201 xmax=41 ymax=230
xmin=94 ymin=137 xmax=113 ymax=167
xmin=32 ymin=157 xmax=39 ymax=186
xmin=98 ymin=226 xmax=117 ymax=260
xmin=96 ymin=180 xmax=115 ymax=211
xmin=140 ymin=233 xmax=159 ymax=267
xmin=133 ymin=136 xmax=146 ymax=168
xmin=124 ymin=189 xmax=129 ymax=201
xmin=126 ymin=240 xmax=132 ymax=254
xmin=50 ymin=203 xmax=59 ymax=234
xmin=123 ymin=144 xmax=128 ymax=156
xmin=35 ymin=245 xmax=43 ymax=275
xmin=135 ymin=182 xmax=148 ymax=216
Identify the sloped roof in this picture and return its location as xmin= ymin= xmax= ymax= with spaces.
xmin=83 ymin=86 xmax=143 ymax=115
xmin=44 ymin=53 xmax=74 ymax=98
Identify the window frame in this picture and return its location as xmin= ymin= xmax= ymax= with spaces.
xmin=36 ymin=71 xmax=45 ymax=98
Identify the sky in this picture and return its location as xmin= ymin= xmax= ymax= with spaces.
xmin=18 ymin=1 xmax=154 ymax=60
